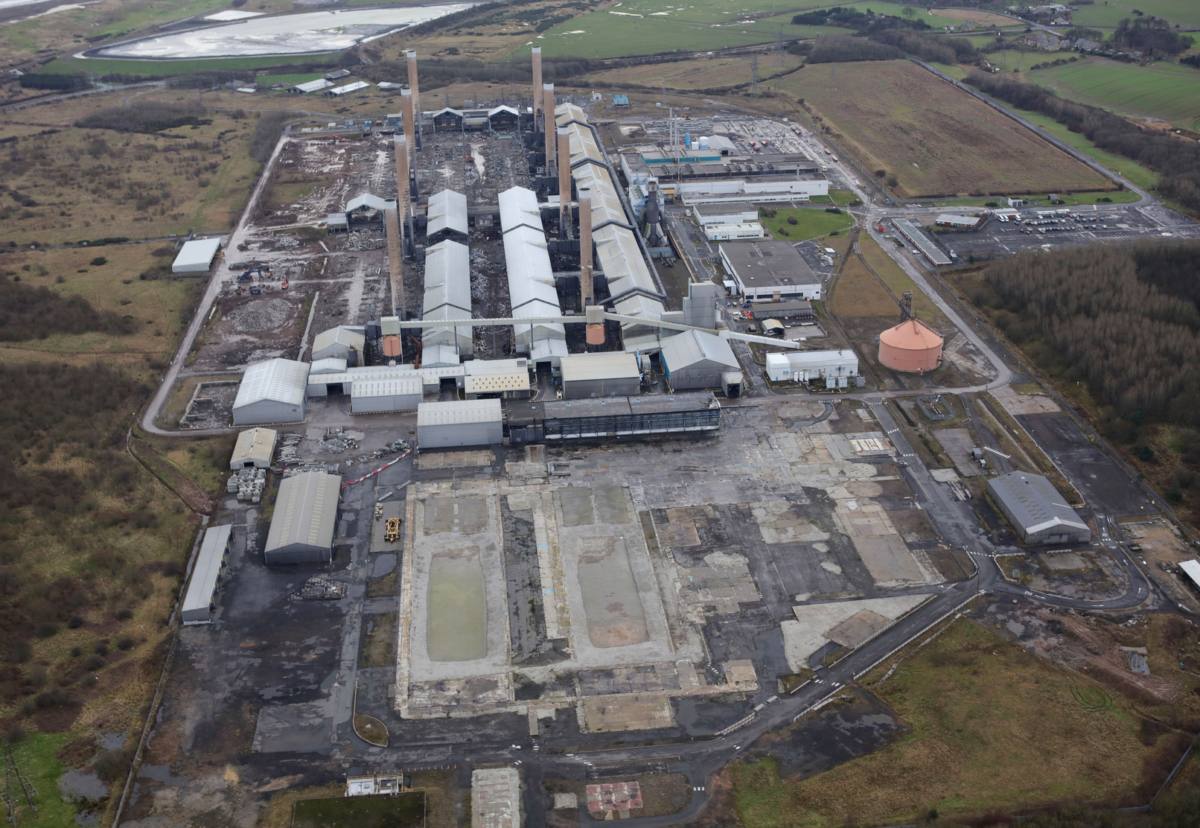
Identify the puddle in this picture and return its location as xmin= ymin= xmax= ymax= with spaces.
xmin=371 ymin=553 xmax=396 ymax=578
xmin=427 ymin=549 xmax=487 ymax=661
xmin=59 ymin=768 xmax=106 ymax=801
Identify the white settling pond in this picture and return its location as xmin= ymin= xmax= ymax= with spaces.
xmin=88 ymin=5 xmax=474 ymax=59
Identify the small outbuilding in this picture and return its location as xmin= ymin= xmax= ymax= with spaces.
xmin=181 ymin=524 xmax=232 ymax=625
xmin=172 ymin=238 xmax=222 ymax=274
xmin=987 ymin=472 xmax=1091 ymax=546
xmin=766 ymin=349 xmax=859 ymax=384
xmin=233 ymin=358 xmax=310 ymax=426
xmin=560 ymin=352 xmax=641 ymax=399
xmin=659 ymin=329 xmax=740 ymax=391
xmin=265 ymin=471 xmax=341 ymax=564
xmin=230 ymin=427 xmax=277 ymax=470
xmin=312 ymin=326 xmax=365 ymax=364
xmin=417 ymin=399 xmax=503 ymax=449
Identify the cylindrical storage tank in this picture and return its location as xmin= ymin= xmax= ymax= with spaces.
xmin=878 ymin=319 xmax=944 ymax=373
xmin=685 ymin=133 xmax=691 ymax=148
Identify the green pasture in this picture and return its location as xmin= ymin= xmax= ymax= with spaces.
xmin=1069 ymin=0 xmax=1200 ymax=29
xmin=1028 ymin=57 xmax=1200 ymax=130
xmin=41 ymin=55 xmax=335 ymax=77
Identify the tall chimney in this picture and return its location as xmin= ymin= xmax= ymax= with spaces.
xmin=580 ymin=190 xmax=603 ymax=345
xmin=557 ymin=127 xmax=571 ymax=236
xmin=406 ymin=50 xmax=421 ymax=150
xmin=543 ymin=83 xmax=555 ymax=173
xmin=532 ymin=47 xmax=543 ymax=129
xmin=395 ymin=134 xmax=410 ymax=207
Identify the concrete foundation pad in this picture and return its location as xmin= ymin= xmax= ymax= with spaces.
xmin=992 ymin=384 xmax=1061 ymax=415
xmin=419 ymin=449 xmax=495 ymax=469
xmin=783 ymin=594 xmax=931 ymax=672
xmin=852 ymin=535 xmax=933 ymax=586
xmin=582 ymin=693 xmax=675 ymax=733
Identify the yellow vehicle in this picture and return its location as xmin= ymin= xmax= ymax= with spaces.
xmin=384 ymin=517 xmax=401 ymax=543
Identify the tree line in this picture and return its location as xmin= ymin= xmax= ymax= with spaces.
xmin=0 ymin=277 xmax=137 ymax=341
xmin=76 ymin=101 xmax=211 ymax=133
xmin=965 ymin=72 xmax=1200 ymax=214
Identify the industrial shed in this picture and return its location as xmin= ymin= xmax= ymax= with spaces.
xmin=265 ymin=471 xmax=340 ymax=564
xmin=750 ymin=301 xmax=814 ymax=321
xmin=987 ymin=472 xmax=1091 ymax=546
xmin=427 ymin=189 xmax=469 ymax=245
xmin=488 ymin=105 xmax=519 ymax=131
xmin=431 ymin=107 xmax=464 ymax=131
xmin=935 ymin=214 xmax=982 ymax=229
xmin=350 ymin=376 xmax=422 ymax=413
xmin=417 ymin=399 xmax=503 ymax=449
xmin=508 ymin=393 xmax=722 ymax=444
xmin=692 ymin=204 xmax=758 ymax=226
xmin=465 ymin=373 xmax=531 ymax=400
xmin=422 ymin=240 xmax=473 ymax=357
xmin=499 ymin=187 xmax=567 ymax=360
xmin=230 ymin=427 xmax=277 ymax=470
xmin=720 ymin=241 xmax=822 ymax=302
xmin=705 ymin=223 xmax=764 ymax=242
xmin=766 ymin=350 xmax=859 ymax=385
xmin=660 ymin=330 xmax=740 ymax=391
xmin=310 ymin=357 xmax=348 ymax=375
xmin=233 ymin=358 xmax=310 ymax=426
xmin=181 ymin=524 xmax=232 ymax=626
xmin=171 ymin=238 xmax=222 ymax=274
xmin=560 ymin=353 xmax=641 ymax=399
xmin=312 ymin=326 xmax=365 ymax=363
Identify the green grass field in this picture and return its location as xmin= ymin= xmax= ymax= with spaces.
xmin=523 ymin=0 xmax=991 ymax=59
xmin=293 ymin=792 xmax=425 ymax=828
xmin=759 ymin=207 xmax=853 ymax=241
xmin=924 ymin=190 xmax=1141 ymax=207
xmin=42 ymin=54 xmax=334 ymax=77
xmin=1069 ymin=0 xmax=1200 ymax=29
xmin=1027 ymin=58 xmax=1200 ymax=130
xmin=6 ymin=733 xmax=77 ymax=827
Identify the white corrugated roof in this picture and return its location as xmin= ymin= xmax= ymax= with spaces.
xmin=380 ymin=316 xmax=401 ymax=336
xmin=235 ymin=358 xmax=310 ymax=409
xmin=499 ymin=187 xmax=565 ymax=345
xmin=231 ymin=427 xmax=277 ymax=466
xmin=351 ymin=376 xmax=422 ymax=398
xmin=329 ymin=81 xmax=371 ymax=96
xmin=421 ymin=344 xmax=462 ymax=368
xmin=310 ymin=357 xmax=348 ymax=374
xmin=428 ymin=189 xmax=468 ymax=237
xmin=499 ymin=185 xmax=544 ymax=233
xmin=465 ymin=358 xmax=528 ymax=376
xmin=1181 ymin=559 xmax=1200 ymax=591
xmin=181 ymin=525 xmax=232 ymax=619
xmin=347 ymin=193 xmax=394 ymax=213
xmin=417 ymin=398 xmax=502 ymax=426
xmin=465 ymin=373 xmax=529 ymax=394
xmin=780 ymin=349 xmax=858 ymax=368
xmin=308 ymin=364 xmax=464 ymax=387
xmin=294 ymin=78 xmax=333 ymax=93
xmin=312 ymin=326 xmax=365 ymax=354
xmin=561 ymin=352 xmax=640 ymax=383
xmin=423 ymin=240 xmax=471 ymax=317
xmin=172 ymin=237 xmax=221 ymax=269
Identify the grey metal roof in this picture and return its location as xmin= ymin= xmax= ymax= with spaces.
xmin=295 ymin=78 xmax=333 ymax=93
xmin=265 ymin=472 xmax=340 ymax=555
xmin=987 ymin=472 xmax=1089 ymax=537
xmin=465 ymin=358 xmax=529 ymax=376
xmin=427 ymin=189 xmax=468 ymax=238
xmin=181 ymin=524 xmax=232 ymax=620
xmin=310 ymin=357 xmax=348 ymax=374
xmin=720 ymin=241 xmax=820 ymax=291
xmin=231 ymin=428 xmax=277 ymax=467
xmin=235 ymin=358 xmax=310 ymax=409
xmin=351 ymin=376 xmax=422 ymax=398
xmin=417 ymin=398 xmax=502 ymax=426
xmin=312 ymin=326 xmax=365 ymax=354
xmin=346 ymin=193 xmax=394 ymax=213
xmin=499 ymin=187 xmax=565 ymax=345
xmin=560 ymin=352 xmax=640 ymax=383
xmin=659 ymin=329 xmax=738 ymax=372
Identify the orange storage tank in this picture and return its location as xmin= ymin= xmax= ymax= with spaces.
xmin=878 ymin=319 xmax=943 ymax=373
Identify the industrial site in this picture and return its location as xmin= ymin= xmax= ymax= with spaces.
xmin=6 ymin=2 xmax=1200 ymax=827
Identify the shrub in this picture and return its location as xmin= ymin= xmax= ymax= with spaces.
xmin=93 ymin=642 xmax=108 ymax=657
xmin=787 ymin=216 xmax=798 ymax=225
xmin=93 ymin=748 xmax=133 ymax=784
xmin=116 ymin=637 xmax=134 ymax=651
xmin=115 ymin=608 xmax=132 ymax=621
xmin=35 ymin=622 xmax=57 ymax=639
xmin=82 ymin=653 xmax=107 ymax=671
xmin=89 ymin=257 xmax=107 ymax=267
xmin=70 ymin=646 xmax=82 ymax=657
xmin=68 ymin=616 xmax=84 ymax=629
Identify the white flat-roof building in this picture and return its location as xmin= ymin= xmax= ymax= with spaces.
xmin=265 ymin=471 xmax=340 ymax=564
xmin=679 ymin=177 xmax=828 ymax=205
xmin=766 ymin=349 xmax=859 ymax=383
xmin=720 ymin=241 xmax=822 ymax=302
xmin=704 ymin=223 xmax=764 ymax=242
xmin=181 ymin=525 xmax=232 ymax=625
xmin=417 ymin=399 xmax=503 ymax=449
xmin=233 ymin=358 xmax=309 ymax=426
xmin=171 ymin=238 xmax=221 ymax=274
xmin=692 ymin=204 xmax=759 ymax=226
xmin=230 ymin=427 xmax=277 ymax=470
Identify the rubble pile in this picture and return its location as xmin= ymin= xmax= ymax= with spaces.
xmin=289 ymin=576 xmax=348 ymax=601
xmin=227 ymin=467 xmax=267 ymax=503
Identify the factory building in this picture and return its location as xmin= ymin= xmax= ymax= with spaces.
xmin=766 ymin=350 xmax=860 ymax=385
xmin=692 ymin=204 xmax=759 ymax=226
xmin=892 ymin=218 xmax=952 ymax=266
xmin=488 ymin=106 xmax=520 ymax=131
xmin=427 ymin=189 xmax=469 ymax=245
xmin=265 ymin=471 xmax=341 ymax=564
xmin=750 ymin=301 xmax=814 ymax=322
xmin=417 ymin=399 xmax=503 ymax=449
xmin=721 ymin=241 xmax=822 ymax=302
xmin=229 ymin=427 xmax=277 ymax=470
xmin=233 ymin=358 xmax=310 ymax=426
xmin=431 ymin=107 xmax=463 ymax=131
xmin=660 ymin=329 xmax=741 ymax=391
xmin=557 ymin=105 xmax=669 ymax=352
xmin=560 ymin=352 xmax=642 ymax=399
xmin=345 ymin=193 xmax=396 ymax=228
xmin=704 ymin=223 xmax=764 ymax=242
xmin=310 ymin=357 xmax=347 ymax=375
xmin=171 ymin=238 xmax=221 ymax=274
xmin=878 ymin=319 xmax=944 ymax=373
xmin=987 ymin=472 xmax=1091 ymax=546
xmin=463 ymin=359 xmax=532 ymax=400
xmin=935 ymin=213 xmax=982 ymax=229
xmin=498 ymin=187 xmax=568 ymax=365
xmin=311 ymin=326 xmax=365 ymax=364
xmin=350 ymin=376 xmax=423 ymax=413
xmin=181 ymin=524 xmax=232 ymax=626
xmin=508 ymin=393 xmax=722 ymax=444
xmin=422 ymin=240 xmax=473 ymax=358
xmin=307 ymin=364 xmax=464 ymax=398
xmin=678 ymin=177 xmax=829 ymax=205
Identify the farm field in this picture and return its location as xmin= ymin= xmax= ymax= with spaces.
xmin=0 ymin=88 xmax=261 ymax=247
xmin=576 ymin=53 xmax=804 ymax=92
xmin=1069 ymin=0 xmax=1200 ymax=29
xmin=729 ymin=619 xmax=1179 ymax=826
xmin=1027 ymin=58 xmax=1200 ymax=131
xmin=778 ymin=60 xmax=1114 ymax=198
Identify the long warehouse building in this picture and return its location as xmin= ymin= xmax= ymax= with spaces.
xmin=265 ymin=471 xmax=341 ymax=564
xmin=422 ymin=238 xmax=473 ymax=360
xmin=556 ymin=103 xmax=669 ymax=353
xmin=181 ymin=524 xmax=232 ymax=626
xmin=498 ymin=186 xmax=568 ymax=366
